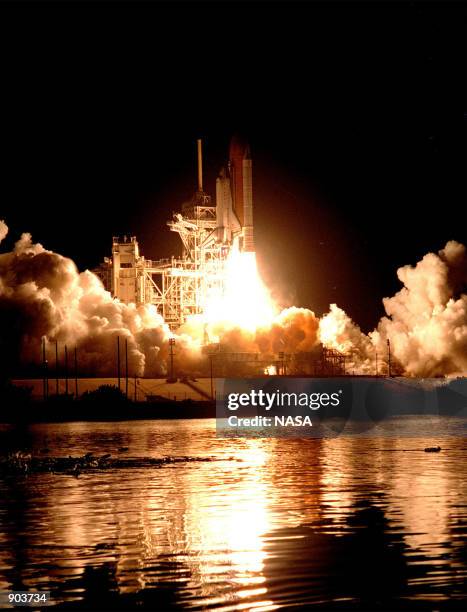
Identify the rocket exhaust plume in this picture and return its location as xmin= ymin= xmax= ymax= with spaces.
xmin=201 ymin=242 xmax=276 ymax=333
xmin=0 ymin=218 xmax=465 ymax=378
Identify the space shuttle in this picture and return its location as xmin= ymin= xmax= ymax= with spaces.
xmin=216 ymin=136 xmax=255 ymax=252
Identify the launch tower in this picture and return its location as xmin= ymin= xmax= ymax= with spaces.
xmin=93 ymin=138 xmax=256 ymax=329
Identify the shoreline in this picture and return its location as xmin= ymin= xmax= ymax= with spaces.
xmin=0 ymin=399 xmax=216 ymax=423
xmin=2 ymin=376 xmax=465 ymax=424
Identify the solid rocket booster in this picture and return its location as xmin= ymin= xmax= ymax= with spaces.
xmin=229 ymin=136 xmax=255 ymax=252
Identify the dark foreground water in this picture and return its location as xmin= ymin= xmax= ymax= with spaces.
xmin=0 ymin=418 xmax=466 ymax=610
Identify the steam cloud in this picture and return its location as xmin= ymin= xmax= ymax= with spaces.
xmin=0 ymin=220 xmax=465 ymax=378
xmin=371 ymin=241 xmax=467 ymax=376
xmin=0 ymin=221 xmax=200 ymax=377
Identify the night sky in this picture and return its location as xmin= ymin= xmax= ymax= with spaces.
xmin=1 ymin=1 xmax=465 ymax=332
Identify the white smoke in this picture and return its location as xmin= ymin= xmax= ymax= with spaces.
xmin=0 ymin=220 xmax=8 ymax=243
xmin=0 ymin=221 xmax=465 ymax=378
xmin=0 ymin=225 xmax=202 ymax=376
xmin=371 ymin=241 xmax=467 ymax=377
xmin=319 ymin=304 xmax=374 ymax=373
xmin=317 ymin=241 xmax=467 ymax=377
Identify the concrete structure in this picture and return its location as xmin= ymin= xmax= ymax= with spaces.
xmin=93 ymin=138 xmax=256 ymax=329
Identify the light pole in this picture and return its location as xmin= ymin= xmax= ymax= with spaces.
xmin=74 ymin=347 xmax=78 ymax=398
xmin=168 ymin=338 xmax=176 ymax=382
xmin=42 ymin=337 xmax=48 ymax=401
xmin=55 ymin=340 xmax=59 ymax=395
xmin=209 ymin=353 xmax=214 ymax=400
xmin=64 ymin=344 xmax=68 ymax=396
xmin=387 ymin=339 xmax=391 ymax=377
xmin=125 ymin=338 xmax=129 ymax=399
xmin=117 ymin=336 xmax=121 ymax=391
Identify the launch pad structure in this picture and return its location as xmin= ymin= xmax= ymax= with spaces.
xmin=93 ymin=138 xmax=349 ymax=376
xmin=93 ymin=137 xmax=254 ymax=330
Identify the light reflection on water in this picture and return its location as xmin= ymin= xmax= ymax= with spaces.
xmin=0 ymin=418 xmax=466 ymax=610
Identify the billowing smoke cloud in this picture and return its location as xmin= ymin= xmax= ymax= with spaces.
xmin=316 ymin=241 xmax=467 ymax=377
xmin=187 ymin=307 xmax=320 ymax=355
xmin=0 ymin=223 xmax=202 ymax=377
xmin=371 ymin=241 xmax=467 ymax=377
xmin=0 ymin=220 xmax=8 ymax=244
xmin=0 ymin=221 xmax=465 ymax=378
xmin=319 ymin=304 xmax=374 ymax=373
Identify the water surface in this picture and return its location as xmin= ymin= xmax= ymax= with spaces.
xmin=0 ymin=418 xmax=466 ymax=610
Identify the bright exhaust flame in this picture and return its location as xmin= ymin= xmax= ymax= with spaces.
xmin=202 ymin=245 xmax=277 ymax=331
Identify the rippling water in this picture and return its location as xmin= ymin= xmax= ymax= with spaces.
xmin=0 ymin=418 xmax=466 ymax=610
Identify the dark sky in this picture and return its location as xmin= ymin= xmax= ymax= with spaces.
xmin=1 ymin=1 xmax=465 ymax=332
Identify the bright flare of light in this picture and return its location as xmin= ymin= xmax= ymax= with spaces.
xmin=319 ymin=314 xmax=341 ymax=347
xmin=319 ymin=308 xmax=352 ymax=353
xmin=264 ymin=365 xmax=277 ymax=375
xmin=202 ymin=245 xmax=277 ymax=331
